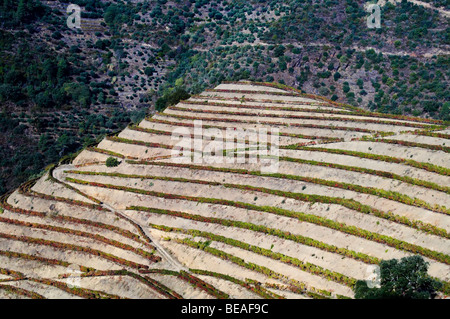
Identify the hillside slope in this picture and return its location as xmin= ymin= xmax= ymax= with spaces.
xmin=1 ymin=0 xmax=449 ymax=199
xmin=0 ymin=82 xmax=449 ymax=299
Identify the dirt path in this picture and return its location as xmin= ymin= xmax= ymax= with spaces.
xmin=53 ymin=165 xmax=189 ymax=272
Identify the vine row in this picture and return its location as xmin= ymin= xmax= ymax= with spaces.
xmin=149 ymin=223 xmax=356 ymax=288
xmin=0 ymin=216 xmax=159 ymax=262
xmin=0 ymin=284 xmax=45 ymax=299
xmin=189 ymin=268 xmax=283 ymax=299
xmin=168 ymin=105 xmax=431 ymax=129
xmin=153 ymin=112 xmax=378 ymax=134
xmin=99 ymin=163 xmax=450 ymax=237
xmin=0 ymin=231 xmax=150 ymax=270
xmin=172 ymin=236 xmax=331 ymax=299
xmin=65 ymin=177 xmax=449 ymax=265
xmin=294 ymin=146 xmax=450 ymax=176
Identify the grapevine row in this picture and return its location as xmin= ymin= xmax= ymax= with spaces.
xmin=189 ymin=268 xmax=283 ymax=299
xmin=172 ymin=236 xmax=331 ymax=299
xmin=177 ymin=270 xmax=230 ymax=299
xmin=1 ymin=190 xmax=152 ymax=249
xmin=86 ymin=147 xmax=126 ymax=159
xmin=89 ymin=165 xmax=450 ymax=238
xmin=182 ymin=99 xmax=443 ymax=125
xmin=408 ymin=130 xmax=450 ymax=140
xmin=0 ymin=216 xmax=159 ymax=262
xmin=0 ymin=284 xmax=45 ymax=299
xmin=65 ymin=177 xmax=450 ymax=265
xmin=167 ymin=106 xmax=432 ymax=129
xmin=0 ymin=268 xmax=26 ymax=280
xmin=132 ymin=205 xmax=449 ymax=265
xmin=263 ymin=146 xmax=449 ymax=195
xmin=223 ymin=81 xmax=445 ymax=125
xmin=0 ymin=249 xmax=94 ymax=272
xmin=47 ymin=165 xmax=102 ymax=204
xmin=137 ymin=268 xmax=228 ymax=299
xmin=18 ymin=178 xmax=105 ymax=211
xmin=29 ymin=277 xmax=124 ymax=299
xmin=296 ymin=146 xmax=450 ymax=176
xmin=0 ymin=231 xmax=150 ymax=270
xmin=59 ymin=269 xmax=183 ymax=299
xmin=205 ymin=88 xmax=301 ymax=97
xmin=360 ymin=136 xmax=450 ymax=153
xmin=153 ymin=113 xmax=378 ymax=133
xmin=130 ymin=123 xmax=341 ymax=142
xmin=149 ymin=223 xmax=356 ymax=287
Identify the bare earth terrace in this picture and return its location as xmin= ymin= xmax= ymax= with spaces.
xmin=0 ymin=82 xmax=448 ymax=299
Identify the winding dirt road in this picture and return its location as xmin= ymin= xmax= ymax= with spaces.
xmin=53 ymin=164 xmax=189 ymax=272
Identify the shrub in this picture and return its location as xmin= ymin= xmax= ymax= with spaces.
xmin=155 ymin=87 xmax=190 ymax=112
xmin=273 ymin=45 xmax=285 ymax=57
xmin=106 ymin=157 xmax=121 ymax=167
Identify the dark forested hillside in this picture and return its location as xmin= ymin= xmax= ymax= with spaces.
xmin=0 ymin=0 xmax=449 ymax=195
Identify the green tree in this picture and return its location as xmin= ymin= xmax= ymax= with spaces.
xmin=63 ymin=82 xmax=91 ymax=108
xmin=333 ymin=72 xmax=341 ymax=81
xmin=16 ymin=0 xmax=27 ymax=23
xmin=105 ymin=157 xmax=120 ymax=167
xmin=273 ymin=45 xmax=285 ymax=57
xmin=440 ymin=102 xmax=450 ymax=121
xmin=357 ymin=78 xmax=364 ymax=89
xmin=354 ymin=256 xmax=442 ymax=299
xmin=57 ymin=58 xmax=69 ymax=82
xmin=155 ymin=87 xmax=190 ymax=112
xmin=342 ymin=82 xmax=350 ymax=93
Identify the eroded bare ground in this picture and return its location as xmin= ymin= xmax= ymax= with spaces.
xmin=0 ymin=82 xmax=449 ymax=299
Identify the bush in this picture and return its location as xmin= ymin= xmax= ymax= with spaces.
xmin=439 ymin=102 xmax=449 ymax=121
xmin=273 ymin=45 xmax=285 ymax=57
xmin=333 ymin=72 xmax=341 ymax=81
xmin=354 ymin=256 xmax=442 ymax=299
xmin=105 ymin=157 xmax=120 ymax=167
xmin=155 ymin=87 xmax=190 ymax=112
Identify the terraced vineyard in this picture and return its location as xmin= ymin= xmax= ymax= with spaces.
xmin=0 ymin=82 xmax=449 ymax=299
